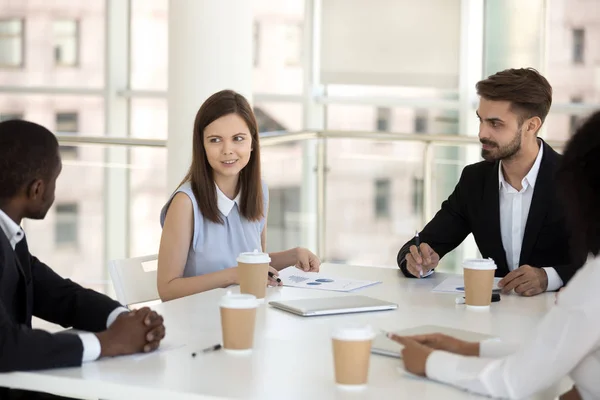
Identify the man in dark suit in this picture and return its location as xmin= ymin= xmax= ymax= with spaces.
xmin=397 ymin=68 xmax=577 ymax=296
xmin=0 ymin=120 xmax=166 ymax=399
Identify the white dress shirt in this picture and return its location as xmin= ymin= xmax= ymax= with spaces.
xmin=498 ymin=142 xmax=563 ymax=291
xmin=0 ymin=209 xmax=128 ymax=363
xmin=426 ymin=255 xmax=600 ymax=399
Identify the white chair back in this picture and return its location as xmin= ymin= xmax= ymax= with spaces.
xmin=108 ymin=254 xmax=160 ymax=306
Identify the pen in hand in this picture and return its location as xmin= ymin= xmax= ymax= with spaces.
xmin=414 ymin=230 xmax=423 ymax=278
xmin=268 ymin=271 xmax=282 ymax=283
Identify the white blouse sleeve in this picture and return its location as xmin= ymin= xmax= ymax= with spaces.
xmin=478 ymin=339 xmax=519 ymax=358
xmin=425 ymin=260 xmax=600 ymax=399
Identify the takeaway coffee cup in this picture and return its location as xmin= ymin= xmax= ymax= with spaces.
xmin=220 ymin=293 xmax=259 ymax=354
xmin=463 ymin=258 xmax=497 ymax=309
xmin=237 ymin=250 xmax=271 ymax=300
xmin=331 ymin=326 xmax=375 ymax=389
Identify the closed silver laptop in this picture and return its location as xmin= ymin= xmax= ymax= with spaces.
xmin=268 ymin=295 xmax=398 ymax=317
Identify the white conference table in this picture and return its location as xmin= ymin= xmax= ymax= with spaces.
xmin=1 ymin=263 xmax=571 ymax=399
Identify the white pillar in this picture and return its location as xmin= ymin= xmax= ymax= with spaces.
xmin=300 ymin=0 xmax=323 ymax=255
xmin=104 ymin=0 xmax=130 ymax=281
xmin=167 ymin=0 xmax=253 ymax=192
xmin=458 ymin=0 xmax=484 ymax=262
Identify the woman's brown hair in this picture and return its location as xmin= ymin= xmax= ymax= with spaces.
xmin=179 ymin=89 xmax=263 ymax=224
xmin=556 ymin=110 xmax=600 ymax=265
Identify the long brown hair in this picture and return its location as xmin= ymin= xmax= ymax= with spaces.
xmin=476 ymin=68 xmax=552 ymax=126
xmin=179 ymin=90 xmax=263 ymax=224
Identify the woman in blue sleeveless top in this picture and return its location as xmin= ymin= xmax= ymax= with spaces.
xmin=157 ymin=90 xmax=320 ymax=301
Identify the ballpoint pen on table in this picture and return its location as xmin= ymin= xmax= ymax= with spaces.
xmin=191 ymin=343 xmax=222 ymax=357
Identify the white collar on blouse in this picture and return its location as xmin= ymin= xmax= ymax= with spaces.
xmin=216 ymin=184 xmax=241 ymax=217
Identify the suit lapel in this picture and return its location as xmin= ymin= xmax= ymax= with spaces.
xmin=0 ymin=230 xmax=30 ymax=284
xmin=0 ymin=230 xmax=30 ymax=322
xmin=482 ymin=161 xmax=508 ymax=273
xmin=519 ymin=141 xmax=554 ymax=265
xmin=13 ymin=249 xmax=28 ymax=282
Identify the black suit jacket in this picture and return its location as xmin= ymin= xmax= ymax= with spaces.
xmin=0 ymin=229 xmax=122 ymax=372
xmin=397 ymin=140 xmax=578 ymax=283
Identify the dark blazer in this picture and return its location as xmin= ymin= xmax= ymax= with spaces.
xmin=397 ymin=140 xmax=578 ymax=283
xmin=0 ymin=229 xmax=122 ymax=372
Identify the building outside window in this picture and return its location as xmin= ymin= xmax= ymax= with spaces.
xmin=572 ymin=28 xmax=585 ymax=64
xmin=53 ymin=19 xmax=79 ymax=67
xmin=0 ymin=19 xmax=24 ymax=67
xmin=56 ymin=112 xmax=79 ymax=159
xmin=374 ymin=179 xmax=391 ymax=219
xmin=0 ymin=113 xmax=23 ymax=122
xmin=55 ymin=203 xmax=79 ymax=248
xmin=412 ymin=177 xmax=424 ymax=215
xmin=376 ymin=107 xmax=391 ymax=132
xmin=414 ymin=110 xmax=428 ymax=134
xmin=569 ymin=96 xmax=583 ymax=135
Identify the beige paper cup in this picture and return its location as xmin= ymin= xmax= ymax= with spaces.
xmin=331 ymin=326 xmax=375 ymax=390
xmin=220 ymin=294 xmax=259 ymax=354
xmin=237 ymin=250 xmax=271 ymax=300
xmin=463 ymin=258 xmax=497 ymax=310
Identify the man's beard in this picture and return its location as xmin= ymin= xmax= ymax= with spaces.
xmin=481 ymin=128 xmax=522 ymax=161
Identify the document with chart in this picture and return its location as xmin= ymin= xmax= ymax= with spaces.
xmin=431 ymin=276 xmax=502 ymax=293
xmin=277 ymin=267 xmax=381 ymax=292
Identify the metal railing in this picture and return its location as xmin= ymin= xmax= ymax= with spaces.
xmin=55 ymin=130 xmax=568 ymax=257
xmin=54 ymin=129 xmax=566 ymax=148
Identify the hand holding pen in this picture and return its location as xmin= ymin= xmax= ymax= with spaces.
xmin=405 ymin=231 xmax=440 ymax=278
xmin=267 ymin=268 xmax=283 ymax=286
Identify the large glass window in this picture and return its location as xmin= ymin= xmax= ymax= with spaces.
xmin=2 ymin=0 xmax=590 ymax=293
xmin=0 ymin=3 xmax=104 ymax=88
xmin=129 ymin=98 xmax=168 ymax=257
xmin=545 ymin=0 xmax=598 ymax=142
xmin=254 ymin=102 xmax=303 ymax=133
xmin=130 ymin=0 xmax=168 ymax=90
xmin=267 ymin=186 xmax=302 ymax=251
xmin=23 ymin=142 xmax=106 ymax=293
xmin=253 ymin=0 xmax=305 ymax=94
xmin=261 ymin=141 xmax=305 ymax=253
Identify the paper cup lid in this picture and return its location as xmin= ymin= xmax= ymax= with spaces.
xmin=462 ymin=258 xmax=497 ymax=270
xmin=237 ymin=249 xmax=271 ymax=264
xmin=332 ymin=326 xmax=375 ymax=341
xmin=219 ymin=293 xmax=259 ymax=309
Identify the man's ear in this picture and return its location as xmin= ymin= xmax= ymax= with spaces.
xmin=525 ymin=116 xmax=543 ymax=136
xmin=27 ymin=179 xmax=44 ymax=200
